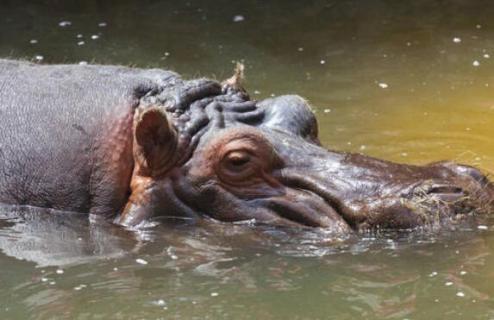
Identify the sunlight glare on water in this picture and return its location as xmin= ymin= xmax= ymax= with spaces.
xmin=1 ymin=0 xmax=494 ymax=319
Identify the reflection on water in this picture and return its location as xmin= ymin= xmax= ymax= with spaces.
xmin=1 ymin=0 xmax=494 ymax=319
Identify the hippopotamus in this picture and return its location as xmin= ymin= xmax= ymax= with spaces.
xmin=0 ymin=59 xmax=492 ymax=233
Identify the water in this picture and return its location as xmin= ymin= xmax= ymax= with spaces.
xmin=1 ymin=0 xmax=494 ymax=318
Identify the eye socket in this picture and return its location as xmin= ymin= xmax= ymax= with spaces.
xmin=218 ymin=149 xmax=260 ymax=184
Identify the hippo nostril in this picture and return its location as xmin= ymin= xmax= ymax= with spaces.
xmin=427 ymin=185 xmax=464 ymax=195
xmin=424 ymin=184 xmax=466 ymax=203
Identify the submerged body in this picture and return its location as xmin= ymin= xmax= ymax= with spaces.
xmin=0 ymin=59 xmax=492 ymax=232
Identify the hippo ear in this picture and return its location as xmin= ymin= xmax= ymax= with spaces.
xmin=134 ymin=107 xmax=177 ymax=175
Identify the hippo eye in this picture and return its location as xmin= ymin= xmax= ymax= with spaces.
xmin=225 ymin=151 xmax=251 ymax=169
xmin=218 ymin=150 xmax=260 ymax=183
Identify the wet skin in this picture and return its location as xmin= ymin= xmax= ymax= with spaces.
xmin=0 ymin=59 xmax=492 ymax=233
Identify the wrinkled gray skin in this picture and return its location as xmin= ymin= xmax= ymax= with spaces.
xmin=0 ymin=59 xmax=493 ymax=233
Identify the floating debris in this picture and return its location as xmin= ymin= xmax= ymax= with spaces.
xmin=452 ymin=37 xmax=462 ymax=43
xmin=233 ymin=15 xmax=245 ymax=22
xmin=58 ymin=21 xmax=72 ymax=27
xmin=29 ymin=39 xmax=38 ymax=44
xmin=136 ymin=258 xmax=148 ymax=265
xmin=378 ymin=82 xmax=388 ymax=89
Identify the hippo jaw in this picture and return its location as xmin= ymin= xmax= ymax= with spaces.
xmin=117 ymin=86 xmax=494 ymax=232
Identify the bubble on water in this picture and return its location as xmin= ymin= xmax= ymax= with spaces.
xmin=473 ymin=60 xmax=480 ymax=67
xmin=56 ymin=269 xmax=64 ymax=274
xmin=456 ymin=292 xmax=465 ymax=297
xmin=298 ymin=47 xmax=304 ymax=52
xmin=478 ymin=225 xmax=488 ymax=230
xmin=483 ymin=53 xmax=490 ymax=59
xmin=211 ymin=292 xmax=219 ymax=297
xmin=445 ymin=282 xmax=453 ymax=286
xmin=323 ymin=109 xmax=331 ymax=113
xmin=74 ymin=284 xmax=87 ymax=291
xmin=113 ymin=267 xmax=118 ymax=271
xmin=378 ymin=82 xmax=388 ymax=89
xmin=29 ymin=39 xmax=38 ymax=44
xmin=49 ymin=281 xmax=56 ymax=285
xmin=460 ymin=270 xmax=467 ymax=275
xmin=320 ymin=59 xmax=326 ymax=64
xmin=91 ymin=35 xmax=99 ymax=40
xmin=359 ymin=145 xmax=366 ymax=151
xmin=153 ymin=299 xmax=166 ymax=306
xmin=253 ymin=90 xmax=261 ymax=95
xmin=98 ymin=22 xmax=107 ymax=27
xmin=164 ymin=52 xmax=170 ymax=57
xmin=77 ymin=41 xmax=85 ymax=46
xmin=59 ymin=21 xmax=72 ymax=27
xmin=79 ymin=61 xmax=88 ymax=65
xmin=136 ymin=258 xmax=148 ymax=265
xmin=76 ymin=34 xmax=83 ymax=38
xmin=41 ymin=277 xmax=48 ymax=282
xmin=452 ymin=37 xmax=462 ymax=43
xmin=34 ymin=55 xmax=44 ymax=61
xmin=476 ymin=24 xmax=482 ymax=29
xmin=233 ymin=15 xmax=245 ymax=22
xmin=429 ymin=271 xmax=438 ymax=277
xmin=401 ymin=152 xmax=408 ymax=157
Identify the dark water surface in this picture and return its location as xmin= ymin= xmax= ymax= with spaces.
xmin=1 ymin=1 xmax=494 ymax=319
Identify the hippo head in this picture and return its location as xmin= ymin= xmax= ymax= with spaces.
xmin=117 ymin=74 xmax=494 ymax=232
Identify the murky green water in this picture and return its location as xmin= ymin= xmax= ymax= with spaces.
xmin=1 ymin=0 xmax=494 ymax=319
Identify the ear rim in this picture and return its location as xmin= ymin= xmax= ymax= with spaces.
xmin=134 ymin=106 xmax=178 ymax=176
